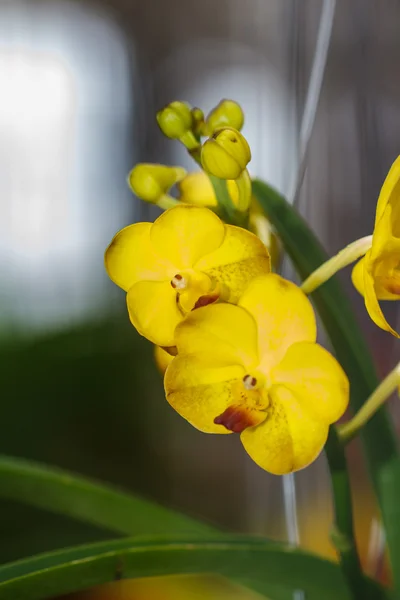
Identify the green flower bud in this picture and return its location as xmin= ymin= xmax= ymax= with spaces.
xmin=156 ymin=101 xmax=193 ymax=139
xmin=191 ymin=107 xmax=206 ymax=137
xmin=201 ymin=127 xmax=251 ymax=179
xmin=206 ymin=99 xmax=244 ymax=134
xmin=128 ymin=163 xmax=186 ymax=203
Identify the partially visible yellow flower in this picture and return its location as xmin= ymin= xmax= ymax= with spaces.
xmin=128 ymin=163 xmax=186 ymax=207
xmin=105 ymin=205 xmax=270 ymax=347
xmin=154 ymin=345 xmax=174 ymax=375
xmin=178 ymin=171 xmax=279 ymax=268
xmin=206 ymin=99 xmax=244 ymax=135
xmin=351 ymin=156 xmax=400 ymax=337
xmin=165 ymin=274 xmax=349 ymax=475
xmin=178 ymin=171 xmax=238 ymax=208
xmin=201 ymin=127 xmax=251 ymax=180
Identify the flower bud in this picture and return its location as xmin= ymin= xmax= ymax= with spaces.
xmin=206 ymin=99 xmax=244 ymax=134
xmin=178 ymin=171 xmax=238 ymax=207
xmin=156 ymin=101 xmax=193 ymax=139
xmin=128 ymin=163 xmax=186 ymax=203
xmin=201 ymin=127 xmax=251 ymax=180
xmin=191 ymin=107 xmax=206 ymax=137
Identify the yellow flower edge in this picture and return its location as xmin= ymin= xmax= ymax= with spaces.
xmin=165 ymin=273 xmax=349 ymax=475
xmin=154 ymin=345 xmax=174 ymax=375
xmin=351 ymin=155 xmax=400 ymax=337
xmin=105 ymin=205 xmax=270 ymax=347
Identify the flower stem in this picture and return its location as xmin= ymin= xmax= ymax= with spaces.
xmin=301 ymin=235 xmax=373 ymax=294
xmin=157 ymin=194 xmax=180 ymax=210
xmin=325 ymin=428 xmax=388 ymax=600
xmin=338 ymin=362 xmax=400 ymax=443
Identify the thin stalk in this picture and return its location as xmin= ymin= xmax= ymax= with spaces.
xmin=325 ymin=428 xmax=388 ymax=600
xmin=339 ymin=362 xmax=400 ymax=443
xmin=301 ymin=236 xmax=372 ymax=294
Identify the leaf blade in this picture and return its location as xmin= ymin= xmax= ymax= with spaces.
xmin=0 ymin=536 xmax=351 ymax=600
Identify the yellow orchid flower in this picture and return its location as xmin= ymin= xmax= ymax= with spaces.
xmin=165 ymin=274 xmax=349 ymax=475
xmin=177 ymin=171 xmax=280 ymax=268
xmin=105 ymin=205 xmax=270 ymax=347
xmin=351 ymin=155 xmax=400 ymax=336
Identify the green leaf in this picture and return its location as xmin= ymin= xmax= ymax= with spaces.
xmin=379 ymin=458 xmax=400 ymax=595
xmin=0 ymin=535 xmax=352 ymax=600
xmin=0 ymin=455 xmax=212 ymax=536
xmin=252 ymin=179 xmax=397 ymax=491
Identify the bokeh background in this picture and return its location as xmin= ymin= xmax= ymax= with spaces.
xmin=1 ymin=0 xmax=399 ymax=597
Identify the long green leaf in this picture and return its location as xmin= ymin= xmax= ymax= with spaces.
xmin=0 ymin=536 xmax=352 ymax=600
xmin=252 ymin=179 xmax=397 ymax=488
xmin=0 ymin=455 xmax=212 ymax=536
xmin=0 ymin=457 xmax=296 ymax=599
xmin=379 ymin=459 xmax=400 ymax=596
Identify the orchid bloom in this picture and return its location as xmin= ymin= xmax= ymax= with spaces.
xmin=352 ymin=155 xmax=400 ymax=336
xmin=165 ymin=274 xmax=349 ymax=475
xmin=105 ymin=205 xmax=270 ymax=347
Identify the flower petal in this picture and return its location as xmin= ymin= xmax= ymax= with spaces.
xmin=150 ymin=205 xmax=225 ymax=269
xmin=127 ymin=280 xmax=182 ymax=346
xmin=272 ymin=342 xmax=349 ymax=423
xmin=154 ymin=345 xmax=174 ymax=375
xmin=195 ymin=225 xmax=270 ymax=302
xmin=105 ymin=223 xmax=174 ymax=292
xmin=351 ymin=256 xmax=365 ymax=296
xmin=352 ymin=254 xmax=400 ymax=300
xmin=165 ymin=354 xmax=246 ymax=433
xmin=240 ymin=385 xmax=329 ymax=475
xmin=238 ymin=274 xmax=316 ymax=369
xmin=375 ymin=155 xmax=400 ymax=230
xmin=174 ymin=303 xmax=259 ymax=368
xmin=363 ymin=260 xmax=399 ymax=337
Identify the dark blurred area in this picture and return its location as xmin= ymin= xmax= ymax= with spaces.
xmin=0 ymin=0 xmax=399 ymax=589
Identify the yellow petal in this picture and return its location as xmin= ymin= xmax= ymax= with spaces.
xmin=174 ymin=303 xmax=259 ymax=369
xmin=127 ymin=280 xmax=182 ymax=346
xmin=240 ymin=385 xmax=329 ymax=475
xmin=165 ymin=354 xmax=246 ymax=433
xmin=105 ymin=223 xmax=174 ymax=292
xmin=351 ymin=256 xmax=365 ymax=296
xmin=195 ymin=225 xmax=270 ymax=302
xmin=353 ymin=254 xmax=400 ymax=300
xmin=363 ymin=260 xmax=399 ymax=337
xmin=154 ymin=345 xmax=174 ymax=375
xmin=178 ymin=171 xmax=218 ymax=207
xmin=177 ymin=171 xmax=239 ymax=208
xmin=238 ymin=274 xmax=316 ymax=369
xmin=150 ymin=205 xmax=225 ymax=269
xmin=375 ymin=155 xmax=400 ymax=228
xmin=272 ymin=342 xmax=349 ymax=423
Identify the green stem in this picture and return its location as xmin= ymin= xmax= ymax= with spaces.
xmin=158 ymin=194 xmax=180 ymax=210
xmin=301 ymin=236 xmax=373 ymax=294
xmin=326 ymin=428 xmax=386 ymax=600
xmin=339 ymin=362 xmax=400 ymax=443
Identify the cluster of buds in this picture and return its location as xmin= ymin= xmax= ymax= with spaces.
xmin=129 ymin=99 xmax=252 ymax=213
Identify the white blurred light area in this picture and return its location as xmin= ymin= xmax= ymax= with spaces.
xmin=0 ymin=51 xmax=74 ymax=258
xmin=0 ymin=2 xmax=133 ymax=332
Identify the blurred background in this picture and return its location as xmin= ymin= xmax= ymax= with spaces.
xmin=1 ymin=0 xmax=399 ymax=597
